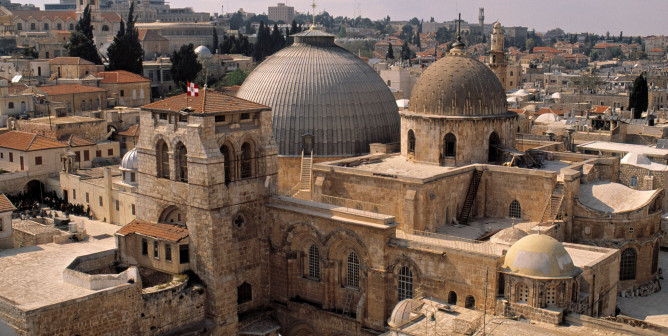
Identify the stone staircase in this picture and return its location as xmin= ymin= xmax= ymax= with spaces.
xmin=458 ymin=169 xmax=484 ymax=225
xmin=540 ymin=182 xmax=565 ymax=224
xmin=299 ymin=150 xmax=313 ymax=192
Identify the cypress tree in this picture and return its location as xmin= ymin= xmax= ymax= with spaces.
xmin=170 ymin=44 xmax=202 ymax=90
xmin=65 ymin=5 xmax=102 ymax=64
xmin=106 ymin=2 xmax=144 ymax=74
xmin=385 ymin=42 xmax=394 ymax=60
xmin=628 ymin=73 xmax=649 ymax=118
xmin=212 ymin=27 xmax=219 ymax=54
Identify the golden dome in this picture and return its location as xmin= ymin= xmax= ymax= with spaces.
xmin=408 ymin=52 xmax=509 ymax=117
xmin=502 ymin=234 xmax=579 ymax=278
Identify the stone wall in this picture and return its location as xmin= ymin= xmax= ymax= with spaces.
xmin=502 ymin=300 xmax=563 ymax=324
xmin=140 ymin=278 xmax=206 ymax=335
xmin=16 ymin=117 xmax=107 ymax=142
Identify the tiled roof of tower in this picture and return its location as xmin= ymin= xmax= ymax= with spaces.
xmin=141 ymin=89 xmax=270 ymax=114
xmin=117 ymin=219 xmax=189 ymax=242
xmin=0 ymin=194 xmax=16 ymax=213
xmin=38 ymin=84 xmax=106 ymax=95
xmin=96 ymin=70 xmax=151 ymax=83
xmin=0 ymin=131 xmax=67 ymax=151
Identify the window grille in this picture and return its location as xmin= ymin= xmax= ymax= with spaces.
xmin=346 ymin=251 xmax=360 ymax=288
xmin=308 ymin=245 xmax=320 ymax=279
xmin=509 ymin=200 xmax=521 ymax=219
xmin=620 ymin=248 xmax=637 ymax=281
xmin=398 ymin=266 xmax=413 ymax=301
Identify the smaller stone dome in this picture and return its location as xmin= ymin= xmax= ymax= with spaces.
xmin=388 ymin=299 xmax=421 ymax=328
xmin=502 ymin=234 xmax=579 ymax=278
xmin=490 ymin=227 xmax=528 ymax=245
xmin=120 ymin=148 xmax=138 ymax=171
xmin=194 ymin=45 xmax=211 ymax=57
xmin=621 ymin=152 xmax=652 ymax=166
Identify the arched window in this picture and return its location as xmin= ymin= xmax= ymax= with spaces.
xmin=509 ymin=200 xmax=521 ymax=219
xmin=69 ymin=23 xmax=74 ymax=30
xmin=652 ymin=241 xmax=660 ymax=274
xmin=57 ymin=23 xmax=61 ymax=30
xmin=156 ymin=140 xmax=169 ymax=179
xmin=465 ymin=295 xmax=475 ymax=309
xmin=8 ymin=102 xmax=13 ymax=109
xmin=237 ymin=282 xmax=252 ymax=304
xmin=545 ymin=286 xmax=557 ymax=306
xmin=630 ymin=176 xmax=638 ymax=187
xmin=240 ymin=142 xmax=253 ymax=179
xmin=398 ymin=266 xmax=413 ymax=301
xmin=20 ymin=101 xmax=25 ymax=112
xmin=517 ymin=282 xmax=529 ymax=303
xmin=43 ymin=23 xmax=48 ymax=30
xmin=407 ymin=130 xmax=416 ymax=154
xmin=444 ymin=133 xmax=456 ymax=157
xmin=16 ymin=23 xmax=21 ymax=31
xmin=620 ymin=247 xmax=637 ymax=281
xmin=176 ymin=143 xmax=188 ymax=182
xmin=30 ymin=23 xmax=35 ymax=31
xmin=346 ymin=251 xmax=360 ymax=288
xmin=102 ymin=25 xmax=109 ymax=31
xmin=447 ymin=291 xmax=457 ymax=305
xmin=220 ymin=144 xmax=234 ymax=184
xmin=81 ymin=100 xmax=86 ymax=110
xmin=308 ymin=244 xmax=320 ymax=280
xmin=489 ymin=131 xmax=500 ymax=162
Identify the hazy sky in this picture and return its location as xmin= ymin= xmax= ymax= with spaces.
xmin=21 ymin=0 xmax=668 ymax=36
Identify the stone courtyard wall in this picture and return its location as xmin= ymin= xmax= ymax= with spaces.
xmin=140 ymin=279 xmax=207 ymax=335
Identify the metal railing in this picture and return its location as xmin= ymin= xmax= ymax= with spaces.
xmin=397 ymin=229 xmax=500 ymax=255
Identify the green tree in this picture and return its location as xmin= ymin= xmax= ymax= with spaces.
xmin=409 ymin=17 xmax=420 ymax=25
xmin=170 ymin=43 xmax=202 ymax=90
xmin=221 ymin=69 xmax=249 ymax=86
xmin=628 ymin=73 xmax=648 ymax=118
xmin=65 ymin=5 xmax=102 ymax=64
xmin=271 ymin=23 xmax=285 ymax=53
xmin=400 ymin=41 xmax=412 ymax=61
xmin=229 ymin=11 xmax=244 ymax=30
xmin=414 ymin=31 xmax=421 ymax=51
xmin=430 ymin=17 xmax=435 ymax=22
xmin=338 ymin=25 xmax=347 ymax=38
xmin=435 ymin=27 xmax=452 ymax=44
xmin=525 ymin=38 xmax=535 ymax=53
xmin=212 ymin=27 xmax=219 ymax=54
xmin=385 ymin=43 xmax=394 ymax=60
xmin=106 ymin=2 xmax=144 ymax=74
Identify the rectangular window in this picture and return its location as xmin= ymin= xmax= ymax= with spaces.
xmin=0 ymin=217 xmax=3 ymax=231
xmin=240 ymin=113 xmax=250 ymax=120
xmin=179 ymin=244 xmax=189 ymax=264
xmin=107 ymin=148 xmax=113 ymax=156
xmin=115 ymin=200 xmax=119 ymax=211
xmin=99 ymin=196 xmax=103 ymax=206
xmin=9 ymin=152 xmax=13 ymax=162
xmin=178 ymin=115 xmax=187 ymax=122
xmin=1 ymin=152 xmax=3 ymax=159
xmin=85 ymin=192 xmax=89 ymax=203
xmin=96 ymin=150 xmax=102 ymax=158
xmin=215 ymin=115 xmax=225 ymax=122
xmin=84 ymin=150 xmax=90 ymax=161
xmin=131 ymin=204 xmax=135 ymax=215
xmin=73 ymin=189 xmax=76 ymax=199
xmin=35 ymin=156 xmax=42 ymax=165
xmin=75 ymin=151 xmax=80 ymax=162
xmin=120 ymin=90 xmax=124 ymax=97
xmin=159 ymin=113 xmax=167 ymax=120
xmin=165 ymin=244 xmax=172 ymax=262
xmin=142 ymin=238 xmax=148 ymax=255
xmin=153 ymin=241 xmax=159 ymax=259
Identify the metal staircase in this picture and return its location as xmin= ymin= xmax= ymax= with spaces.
xmin=458 ymin=169 xmax=484 ymax=225
xmin=540 ymin=182 xmax=565 ymax=224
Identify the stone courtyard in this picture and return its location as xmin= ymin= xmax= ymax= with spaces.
xmin=617 ymin=250 xmax=668 ymax=328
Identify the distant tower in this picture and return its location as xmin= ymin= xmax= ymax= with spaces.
xmin=478 ymin=8 xmax=485 ymax=42
xmin=76 ymin=0 xmax=101 ymax=21
xmin=489 ymin=21 xmax=507 ymax=88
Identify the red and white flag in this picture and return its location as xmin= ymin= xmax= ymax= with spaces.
xmin=187 ymin=82 xmax=199 ymax=97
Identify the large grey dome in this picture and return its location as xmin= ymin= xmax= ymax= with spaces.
xmin=237 ymin=30 xmax=400 ymax=157
xmin=409 ymin=48 xmax=508 ymax=117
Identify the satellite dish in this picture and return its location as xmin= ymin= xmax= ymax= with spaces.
xmin=11 ymin=74 xmax=22 ymax=83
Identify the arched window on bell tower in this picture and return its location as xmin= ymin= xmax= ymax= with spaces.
xmin=156 ymin=139 xmax=169 ymax=179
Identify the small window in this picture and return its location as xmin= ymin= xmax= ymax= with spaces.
xmin=57 ymin=23 xmax=61 ymax=30
xmin=240 ymin=113 xmax=250 ymax=120
xmin=178 ymin=115 xmax=187 ymax=122
xmin=546 ymin=286 xmax=557 ymax=306
xmin=142 ymin=238 xmax=148 ymax=255
xmin=407 ymin=130 xmax=416 ymax=154
xmin=75 ymin=151 xmax=81 ymax=162
xmin=465 ymin=295 xmax=476 ymax=309
xmin=237 ymin=282 xmax=252 ymax=304
xmin=159 ymin=113 xmax=167 ymax=120
xmin=630 ymin=176 xmax=638 ymax=187
xmin=346 ymin=251 xmax=360 ymax=288
xmin=69 ymin=23 xmax=74 ymax=30
xmin=16 ymin=23 xmax=21 ymax=31
xmin=35 ymin=156 xmax=42 ymax=165
xmin=107 ymin=148 xmax=113 ymax=156
xmin=84 ymin=150 xmax=90 ymax=161
xmin=99 ymin=196 xmax=103 ymax=206
xmin=215 ymin=115 xmax=225 ymax=122
xmin=509 ymin=200 xmax=521 ymax=219
xmin=86 ymin=192 xmax=89 ymax=202
xmin=0 ymin=218 xmax=3 ymax=231
xmin=120 ymin=90 xmax=125 ymax=97
xmin=43 ymin=23 xmax=48 ymax=30
xmin=8 ymin=102 xmax=13 ymax=109
xmin=130 ymin=172 xmax=136 ymax=182
xmin=308 ymin=245 xmax=320 ymax=279
xmin=9 ymin=153 xmax=12 ymax=162
xmin=131 ymin=204 xmax=135 ymax=215
xmin=153 ymin=241 xmax=159 ymax=259
xmin=30 ymin=23 xmax=35 ymax=31
xmin=73 ymin=189 xmax=76 ymax=199
xmin=96 ymin=150 xmax=102 ymax=158
xmin=398 ymin=266 xmax=413 ymax=301
xmin=165 ymin=244 xmax=172 ymax=262
xmin=115 ymin=200 xmax=119 ymax=211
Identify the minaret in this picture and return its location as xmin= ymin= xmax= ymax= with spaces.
xmin=489 ymin=21 xmax=507 ymax=88
xmin=478 ymin=8 xmax=485 ymax=42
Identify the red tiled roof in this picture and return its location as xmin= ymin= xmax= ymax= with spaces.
xmin=649 ymin=48 xmax=666 ymax=53
xmin=99 ymin=12 xmax=121 ymax=23
xmin=48 ymin=57 xmax=94 ymax=65
xmin=38 ymin=84 xmax=106 ymax=95
xmin=590 ymin=106 xmax=610 ymax=114
xmin=11 ymin=10 xmax=77 ymax=21
xmin=533 ymin=47 xmax=561 ymax=54
xmin=117 ymin=124 xmax=139 ymax=137
xmin=0 ymin=194 xmax=16 ymax=213
xmin=141 ymin=89 xmax=270 ymax=114
xmin=96 ymin=70 xmax=150 ymax=84
xmin=117 ymin=219 xmax=189 ymax=242
xmin=60 ymin=134 xmax=95 ymax=147
xmin=137 ymin=29 xmax=167 ymax=42
xmin=0 ymin=131 xmax=67 ymax=151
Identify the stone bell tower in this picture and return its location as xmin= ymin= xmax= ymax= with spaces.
xmin=489 ymin=21 xmax=507 ymax=88
xmin=135 ymin=89 xmax=278 ymax=334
